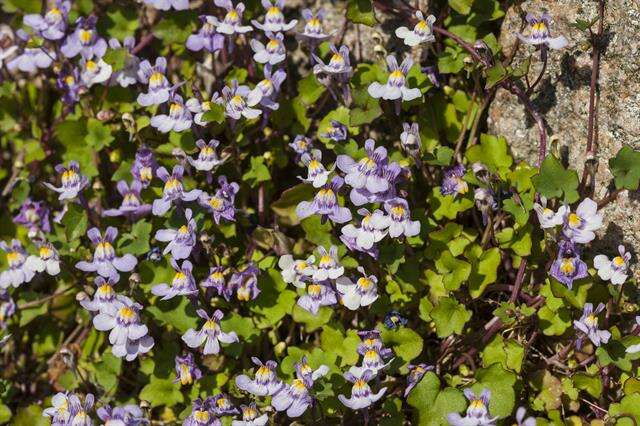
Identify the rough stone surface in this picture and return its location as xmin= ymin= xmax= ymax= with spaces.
xmin=488 ymin=0 xmax=640 ymax=273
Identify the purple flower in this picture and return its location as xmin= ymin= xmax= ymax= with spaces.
xmin=103 ymin=180 xmax=152 ymax=219
xmin=210 ymin=0 xmax=253 ymax=35
xmin=0 ymin=291 xmax=16 ymax=329
xmin=79 ymin=57 xmax=112 ymax=87
xmin=13 ymin=199 xmax=51 ymax=234
xmin=550 ymin=240 xmax=588 ymax=289
xmin=182 ymin=309 xmax=239 ymax=354
xmin=337 ymin=139 xmax=390 ymax=193
xmin=278 ymin=254 xmax=315 ymax=288
xmin=56 ymin=68 xmax=83 ymax=105
xmin=137 ymin=57 xmax=171 ymax=106
xmin=448 ymin=389 xmax=497 ymax=426
xmin=517 ymin=12 xmax=568 ymax=50
xmin=154 ymin=208 xmax=197 ymax=259
xmin=151 ymin=94 xmax=193 ymax=133
xmin=0 ymin=239 xmax=34 ymax=289
xmin=143 ymin=0 xmax=189 ymax=11
xmin=441 ymin=164 xmax=469 ymax=197
xmin=251 ymin=0 xmax=297 ymax=32
xmin=404 ymin=363 xmax=433 ymax=397
xmin=93 ymin=296 xmax=154 ymax=360
xmin=187 ymin=16 xmax=225 ymax=52
xmin=61 ymin=16 xmax=107 ymax=59
xmin=313 ymin=44 xmax=352 ymax=78
xmin=384 ymin=198 xmax=421 ymax=238
xmin=295 ymin=176 xmax=352 ymax=224
xmin=312 ymin=245 xmax=344 ymax=281
xmin=574 ymin=303 xmax=611 ymax=348
xmin=199 ymin=176 xmax=239 ymax=223
xmin=357 ymin=330 xmax=393 ymax=359
xmin=234 ymin=403 xmax=268 ymax=426
xmin=247 ymin=64 xmax=286 ymax=110
xmin=75 ymin=227 xmax=138 ymax=282
xmin=338 ymin=369 xmax=387 ymax=410
xmin=295 ymin=8 xmax=331 ymax=49
xmin=340 ymin=233 xmax=379 ymax=259
xmin=183 ymin=398 xmax=220 ymax=426
xmin=187 ymin=93 xmax=223 ymax=126
xmin=221 ymin=79 xmax=261 ymax=120
xmin=350 ymin=162 xmax=402 ymax=206
xmin=515 ymin=407 xmax=536 ymax=426
xmin=6 ymin=31 xmax=56 ymax=73
xmin=341 ymin=208 xmax=390 ymax=251
xmin=23 ymin=0 xmax=70 ymax=40
xmin=80 ymin=276 xmax=126 ymax=313
xmin=152 ymin=166 xmax=202 ymax=216
xmin=25 ymin=242 xmax=60 ymax=276
xmin=67 ymin=393 xmax=94 ymax=426
xmin=151 ymin=258 xmax=197 ymax=300
xmin=395 ymin=11 xmax=436 ymax=46
xmin=200 ymin=266 xmax=226 ymax=294
xmin=368 ymin=55 xmax=420 ymax=102
xmin=533 ymin=197 xmax=567 ymax=229
xmin=594 ymin=245 xmax=631 ymax=285
xmin=97 ymin=404 xmax=148 ymax=426
xmin=175 ymin=353 xmax=202 ymax=386
xmin=298 ymin=149 xmax=332 ymax=188
xmin=228 ymin=263 xmax=260 ymax=301
xmin=400 ymin=122 xmax=421 ymax=157
xmin=296 ymin=282 xmax=337 ymax=315
xmin=188 ymin=139 xmax=225 ymax=171
xmin=336 ymin=267 xmax=379 ymax=311
xmin=289 ymin=135 xmax=314 ymax=160
xmin=250 ymin=31 xmax=286 ymax=65
xmin=210 ymin=393 xmax=240 ymax=417
xmin=271 ymin=357 xmax=327 ymax=418
xmin=319 ymin=119 xmax=348 ymax=142
xmin=108 ymin=37 xmax=140 ymax=87
xmin=44 ymin=161 xmax=89 ymax=200
xmin=562 ymin=198 xmax=603 ymax=244
xmin=43 ymin=392 xmax=72 ymax=425
xmin=131 ymin=145 xmax=158 ymax=188
xmin=236 ymin=357 xmax=284 ymax=396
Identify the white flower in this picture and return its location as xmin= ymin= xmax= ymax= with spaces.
xmin=562 ymin=198 xmax=603 ymax=244
xmin=278 ymin=254 xmax=315 ymax=288
xmin=25 ymin=243 xmax=60 ymax=276
xmin=80 ymin=57 xmax=112 ymax=87
xmin=533 ymin=197 xmax=567 ymax=229
xmin=594 ymin=245 xmax=631 ymax=285
xmin=341 ymin=208 xmax=390 ymax=250
xmin=336 ymin=267 xmax=378 ymax=310
xmin=395 ymin=11 xmax=436 ymax=47
xmin=298 ymin=149 xmax=332 ymax=188
xmin=368 ymin=55 xmax=421 ymax=102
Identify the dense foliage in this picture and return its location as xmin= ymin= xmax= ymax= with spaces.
xmin=0 ymin=0 xmax=639 ymax=424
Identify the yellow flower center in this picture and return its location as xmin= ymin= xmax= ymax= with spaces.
xmin=164 ymin=178 xmax=180 ymax=192
xmin=391 ymin=205 xmax=405 ymax=217
xmin=390 ymin=69 xmax=404 ymax=79
xmin=209 ymin=197 xmax=223 ymax=209
xmin=568 ymin=213 xmax=582 ymax=227
xmin=97 ymin=284 xmax=114 ymax=297
xmin=6 ymin=251 xmax=20 ymax=263
xmin=180 ymin=364 xmax=193 ymax=385
xmin=203 ymin=319 xmax=219 ymax=331
xmin=353 ymin=379 xmax=367 ymax=390
xmin=216 ymin=397 xmax=227 ymax=407
xmin=308 ymin=284 xmax=322 ymax=296
xmin=357 ymin=277 xmax=372 ymax=289
xmin=79 ymin=29 xmax=92 ymax=43
xmin=560 ymin=259 xmax=575 ymax=274
xmin=169 ymin=103 xmax=182 ymax=115
xmin=266 ymin=39 xmax=280 ymax=50
xmin=85 ymin=60 xmax=97 ymax=72
xmin=469 ymin=399 xmax=485 ymax=410
xmin=585 ymin=314 xmax=598 ymax=327
xmin=61 ymin=169 xmax=76 ymax=183
xmin=64 ymin=75 xmax=75 ymax=85
xmin=194 ymin=410 xmax=209 ymax=422
xmin=140 ymin=167 xmax=153 ymax=182
xmin=613 ymin=256 xmax=625 ymax=267
xmin=118 ymin=307 xmax=135 ymax=320
xmin=178 ymin=225 xmax=189 ymax=234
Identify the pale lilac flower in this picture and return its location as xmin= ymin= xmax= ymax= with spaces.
xmin=250 ymin=32 xmax=286 ymax=65
xmin=341 ymin=208 xmax=390 ymax=251
xmin=0 ymin=239 xmax=35 ymax=289
xmin=211 ymin=0 xmax=253 ymax=35
xmin=228 ymin=264 xmax=260 ymax=301
xmin=75 ymin=227 xmax=138 ymax=282
xmin=186 ymin=93 xmax=223 ymax=126
xmin=187 ymin=16 xmax=225 ymax=52
xmin=6 ymin=31 xmax=56 ymax=73
xmin=297 ymin=282 xmax=337 ymax=315
xmin=337 ymin=139 xmax=390 ymax=193
xmin=103 ymin=180 xmax=152 ymax=219
xmin=151 ymin=258 xmax=197 ymax=300
xmin=25 ymin=242 xmax=60 ymax=276
xmin=154 ymin=208 xmax=197 ymax=259
xmin=151 ymin=94 xmax=193 ymax=133
xmin=400 ymin=122 xmax=421 ymax=157
xmin=79 ymin=276 xmax=126 ymax=313
xmin=574 ymin=303 xmax=611 ymax=348
xmin=395 ymin=11 xmax=436 ymax=46
xmin=93 ymin=296 xmax=154 ymax=361
xmin=199 ymin=176 xmax=238 ymax=223
xmin=368 ymin=55 xmax=421 ymax=102
xmin=43 ymin=392 xmax=72 ymax=425
xmin=385 ymin=198 xmax=420 ymax=238
xmin=97 ymin=404 xmax=148 ymax=426
xmin=143 ymin=0 xmax=189 ymax=11
xmin=278 ymin=254 xmax=315 ymax=288
xmin=517 ymin=12 xmax=568 ymax=50
xmin=357 ymin=330 xmax=393 ymax=359
xmin=594 ymin=245 xmax=631 ymax=285
xmin=182 ymin=309 xmax=239 ymax=354
xmin=200 ymin=266 xmax=226 ymax=294
xmin=350 ymin=162 xmax=402 ymax=206
xmin=0 ymin=291 xmax=15 ymax=329
xmin=550 ymin=240 xmax=587 ymax=289
xmin=515 ymin=407 xmax=536 ymax=426
xmin=175 ymin=353 xmax=202 ymax=386
xmin=79 ymin=57 xmax=112 ymax=87
xmin=562 ymin=198 xmax=603 ymax=244
xmin=221 ymin=79 xmax=261 ymax=120
xmin=235 ymin=357 xmax=284 ymax=396
xmin=404 ymin=363 xmax=433 ymax=397
xmin=247 ymin=64 xmax=286 ymax=110
xmin=184 ymin=399 xmax=221 ymax=426
xmin=232 ymin=403 xmax=268 ymax=426
xmin=447 ymin=389 xmax=497 ymax=426
xmin=349 ymin=342 xmax=393 ymax=377
xmin=23 ymin=0 xmax=70 ymax=40
xmin=295 ymin=8 xmax=331 ymax=51
xmin=295 ymin=176 xmax=352 ymax=224
xmin=56 ymin=68 xmax=83 ymax=105
xmin=533 ymin=197 xmax=567 ymax=229
xmin=61 ymin=16 xmax=107 ymax=59
xmin=289 ymin=135 xmax=314 ymax=161
xmin=137 ymin=57 xmax=171 ymax=106
xmin=108 ymin=37 xmax=140 ymax=87
xmin=338 ymin=369 xmax=387 ymax=410
xmin=336 ymin=267 xmax=379 ymax=311
xmin=311 ymin=246 xmax=344 ymax=281
xmin=298 ymin=149 xmax=332 ymax=188
xmin=441 ymin=164 xmax=468 ymax=197
xmin=313 ymin=44 xmax=352 ymax=78
xmin=67 ymin=393 xmax=94 ymax=426
xmin=271 ymin=357 xmax=327 ymax=418
xmin=131 ymin=145 xmax=158 ymax=188
xmin=210 ymin=393 xmax=240 ymax=417
xmin=340 ymin=233 xmax=379 ymax=259
xmin=13 ymin=199 xmax=51 ymax=234
xmin=43 ymin=161 xmax=89 ymax=200
xmin=319 ymin=119 xmax=348 ymax=141
xmin=152 ymin=166 xmax=202 ymax=216
xmin=187 ymin=139 xmax=225 ymax=171
xmin=251 ymin=0 xmax=297 ymax=32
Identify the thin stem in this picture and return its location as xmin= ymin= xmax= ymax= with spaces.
xmin=525 ymin=48 xmax=548 ymax=96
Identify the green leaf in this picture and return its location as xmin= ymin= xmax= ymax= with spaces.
xmin=473 ymin=363 xmax=517 ymax=417
xmin=532 ymin=155 xmax=580 ymax=202
xmin=573 ymin=372 xmax=603 ymax=398
xmin=465 ymin=133 xmax=513 ymax=177
xmin=485 ymin=63 xmax=508 ymax=89
xmin=12 ymin=405 xmax=49 ymax=426
xmin=320 ymin=326 xmax=360 ymax=367
xmin=298 ymin=73 xmax=326 ymax=106
xmin=118 ymin=220 xmax=152 ymax=255
xmin=93 ymin=351 xmax=122 ymax=393
xmin=495 ymin=224 xmax=533 ymax=256
xmin=429 ymin=188 xmax=474 ymax=220
xmin=86 ymin=118 xmax=114 ymax=150
xmin=438 ymin=47 xmax=466 ymax=74
xmin=102 ymin=48 xmax=127 ymax=72
xmin=146 ymin=296 xmax=199 ymax=333
xmin=101 ymin=6 xmax=140 ymax=40
xmin=609 ymin=393 xmax=640 ymax=421
xmin=448 ymin=0 xmax=474 ymax=15
xmin=407 ymin=372 xmax=467 ymax=426
xmin=346 ymin=0 xmax=377 ymax=26
xmin=350 ymin=89 xmax=382 ymax=126
xmin=154 ymin=11 xmax=197 ymax=45
xmin=380 ymin=327 xmax=423 ymax=368
xmin=431 ymin=297 xmax=472 ymax=337
xmin=61 ymin=203 xmax=88 ymax=243
xmin=435 ymin=251 xmax=471 ymax=291
xmin=242 ymin=156 xmax=271 ymax=187
xmin=609 ymin=145 xmax=640 ymax=190
xmin=481 ymin=335 xmax=524 ymax=373
xmin=467 ymin=247 xmax=501 ymax=298
xmin=0 ymin=404 xmax=11 ymax=423
xmin=271 ymin=184 xmax=315 ymax=226
xmin=139 ymin=376 xmax=184 ymax=407
xmin=201 ymin=103 xmax=226 ymax=124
